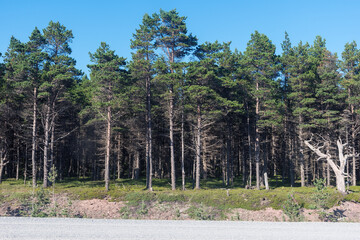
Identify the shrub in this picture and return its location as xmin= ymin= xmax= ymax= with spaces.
xmin=187 ymin=204 xmax=215 ymax=220
xmin=31 ymin=187 xmax=50 ymax=217
xmin=119 ymin=206 xmax=131 ymax=219
xmin=136 ymin=201 xmax=148 ymax=216
xmin=282 ymin=191 xmax=302 ymax=222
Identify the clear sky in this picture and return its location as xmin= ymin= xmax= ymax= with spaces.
xmin=1 ymin=0 xmax=360 ymax=76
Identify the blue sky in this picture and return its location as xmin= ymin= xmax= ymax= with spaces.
xmin=1 ymin=0 xmax=359 ymax=75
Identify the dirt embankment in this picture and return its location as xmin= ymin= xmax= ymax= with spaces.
xmin=2 ymin=194 xmax=360 ymax=222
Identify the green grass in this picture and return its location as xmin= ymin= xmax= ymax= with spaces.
xmin=344 ymin=186 xmax=360 ymax=202
xmin=0 ymin=177 xmax=352 ymax=212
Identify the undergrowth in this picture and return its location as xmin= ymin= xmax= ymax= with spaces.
xmin=0 ymin=177 xmax=355 ymax=219
xmin=282 ymin=191 xmax=303 ymax=222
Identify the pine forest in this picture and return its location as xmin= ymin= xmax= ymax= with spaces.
xmin=2 ymin=9 xmax=360 ymax=194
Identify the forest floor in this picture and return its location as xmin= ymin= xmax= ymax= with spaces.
xmin=1 ymin=177 xmax=360 ymax=222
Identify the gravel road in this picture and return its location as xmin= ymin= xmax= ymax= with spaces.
xmin=1 ymin=217 xmax=360 ymax=240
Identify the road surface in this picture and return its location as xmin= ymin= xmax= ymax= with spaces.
xmin=1 ymin=217 xmax=360 ymax=240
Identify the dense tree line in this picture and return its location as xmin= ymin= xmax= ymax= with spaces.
xmin=1 ymin=9 xmax=360 ymax=193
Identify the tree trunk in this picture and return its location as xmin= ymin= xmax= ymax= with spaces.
xmin=117 ymin=134 xmax=122 ymax=179
xmin=32 ymin=87 xmax=37 ymax=188
xmin=241 ymin=141 xmax=246 ymax=186
xmin=350 ymin=93 xmax=357 ymax=186
xmin=128 ymin=155 xmax=132 ymax=179
xmin=169 ymin=88 xmax=176 ymax=190
xmin=328 ymin=157 xmax=346 ymax=194
xmin=283 ymin=100 xmax=289 ymax=184
xmin=195 ymin=104 xmax=201 ymax=190
xmin=0 ymin=158 xmax=4 ymax=184
xmin=222 ymin=149 xmax=226 ymax=186
xmin=255 ymin=85 xmax=260 ymax=190
xmin=226 ymin=120 xmax=232 ymax=186
xmin=299 ymin=116 xmax=305 ymax=187
xmin=133 ymin=150 xmax=140 ymax=180
xmin=290 ymin=134 xmax=295 ymax=187
xmin=352 ymin=129 xmax=356 ymax=186
xmin=104 ymin=106 xmax=111 ymax=191
xmin=50 ymin=96 xmax=56 ymax=173
xmin=181 ymin=108 xmax=185 ymax=190
xmin=146 ymin=75 xmax=153 ymax=191
xmin=327 ymin=163 xmax=330 ymax=186
xmin=282 ymin=127 xmax=287 ymax=184
xmin=202 ymin=137 xmax=208 ymax=180
xmin=43 ymin=103 xmax=51 ymax=188
xmin=16 ymin=139 xmax=20 ymax=181
xmin=50 ymin=122 xmax=55 ymax=171
xmin=24 ymin=144 xmax=28 ymax=185
xmin=264 ymin=136 xmax=269 ymax=190
xmin=0 ymin=147 xmax=7 ymax=184
xmin=48 ymin=99 xmax=56 ymax=186
xmin=264 ymin=172 xmax=269 ymax=190
xmin=335 ymin=172 xmax=346 ymax=194
xmin=246 ymin=109 xmax=252 ymax=187
xmin=271 ymin=131 xmax=276 ymax=177
xmin=147 ymin=78 xmax=153 ymax=187
xmin=307 ymin=155 xmax=312 ymax=185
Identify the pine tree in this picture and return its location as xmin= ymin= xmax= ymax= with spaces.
xmin=187 ymin=41 xmax=240 ymax=189
xmin=243 ymin=31 xmax=279 ymax=189
xmin=341 ymin=41 xmax=360 ymax=186
xmin=0 ymin=52 xmax=7 ymax=184
xmin=27 ymin=28 xmax=47 ymax=187
xmin=197 ymin=41 xmax=243 ymax=186
xmin=130 ymin=13 xmax=157 ymax=190
xmin=287 ymin=40 xmax=319 ymax=187
xmin=41 ymin=21 xmax=82 ymax=187
xmin=280 ymin=32 xmax=294 ymax=185
xmin=314 ymin=50 xmax=343 ymax=133
xmin=314 ymin=50 xmax=344 ymax=185
xmin=88 ymin=42 xmax=127 ymax=191
xmin=2 ymin=32 xmax=47 ymax=186
xmin=152 ymin=9 xmax=197 ymax=190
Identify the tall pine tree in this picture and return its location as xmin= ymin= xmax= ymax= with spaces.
xmin=130 ymin=13 xmax=157 ymax=191
xmin=152 ymin=9 xmax=197 ymax=190
xmin=243 ymin=31 xmax=279 ymax=189
xmin=88 ymin=42 xmax=127 ymax=191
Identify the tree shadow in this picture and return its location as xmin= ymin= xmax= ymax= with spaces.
xmin=325 ymin=208 xmax=346 ymax=222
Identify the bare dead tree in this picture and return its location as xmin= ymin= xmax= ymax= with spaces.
xmin=304 ymin=136 xmax=357 ymax=193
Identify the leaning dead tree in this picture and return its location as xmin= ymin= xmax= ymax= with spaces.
xmin=304 ymin=137 xmax=356 ymax=193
